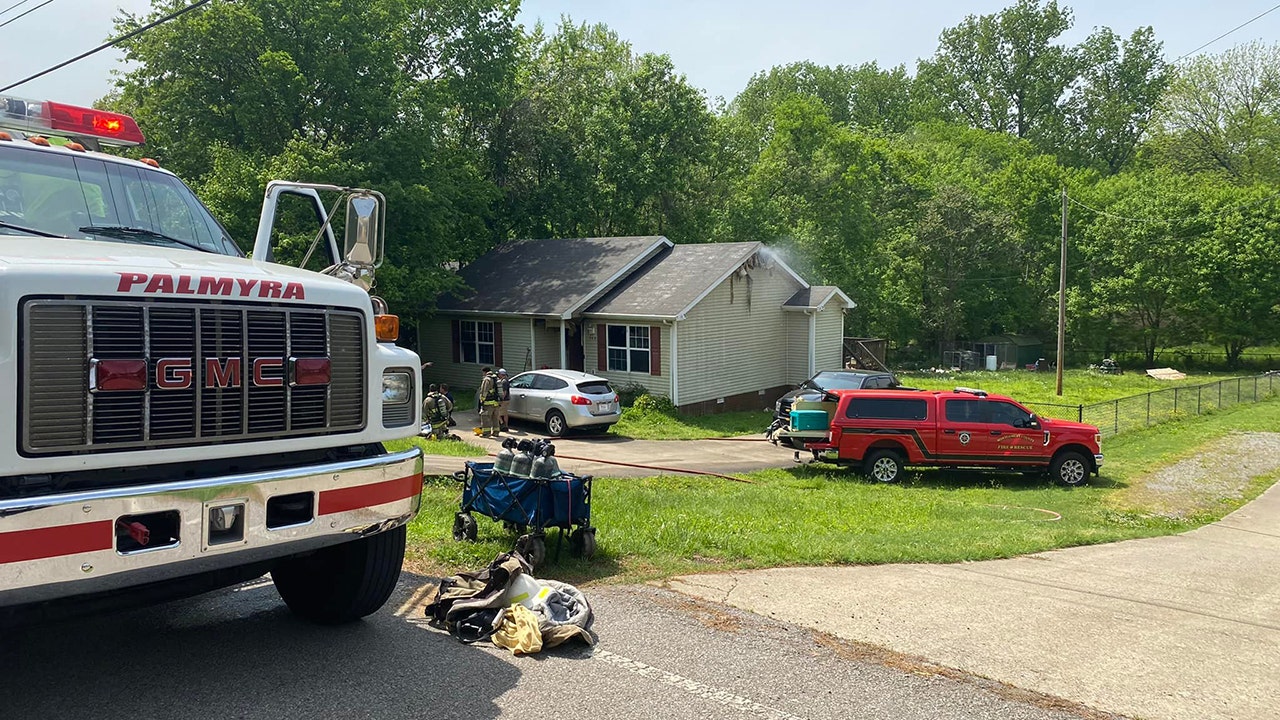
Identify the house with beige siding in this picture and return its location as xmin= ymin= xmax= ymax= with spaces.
xmin=417 ymin=236 xmax=853 ymax=414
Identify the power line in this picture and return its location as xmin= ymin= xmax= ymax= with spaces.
xmin=0 ymin=0 xmax=51 ymax=29
xmin=0 ymin=0 xmax=34 ymax=17
xmin=0 ymin=0 xmax=214 ymax=94
xmin=1175 ymin=3 xmax=1280 ymax=61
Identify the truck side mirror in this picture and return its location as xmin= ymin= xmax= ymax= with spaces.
xmin=344 ymin=192 xmax=383 ymax=268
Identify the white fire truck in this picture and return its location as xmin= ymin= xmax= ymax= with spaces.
xmin=0 ymin=96 xmax=424 ymax=624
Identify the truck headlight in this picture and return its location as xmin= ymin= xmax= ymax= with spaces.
xmin=382 ymin=372 xmax=412 ymax=404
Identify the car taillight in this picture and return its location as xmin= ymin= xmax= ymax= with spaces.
xmin=570 ymin=395 xmax=592 ymax=405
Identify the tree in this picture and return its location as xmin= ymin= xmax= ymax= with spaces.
xmin=916 ymin=0 xmax=1076 ymax=144
xmin=1188 ymin=187 xmax=1280 ymax=366
xmin=1150 ymin=41 xmax=1280 ymax=183
xmin=1063 ymin=26 xmax=1168 ymax=174
xmin=1072 ymin=171 xmax=1203 ymax=364
xmin=730 ymin=61 xmax=918 ymax=135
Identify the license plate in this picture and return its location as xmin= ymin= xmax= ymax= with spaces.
xmin=597 ymin=402 xmax=615 ymax=413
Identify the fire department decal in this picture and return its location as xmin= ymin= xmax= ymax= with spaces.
xmin=959 ymin=431 xmax=971 ymax=445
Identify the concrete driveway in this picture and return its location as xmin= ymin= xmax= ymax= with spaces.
xmin=669 ymin=482 xmax=1280 ymax=720
xmin=423 ymin=408 xmax=794 ymax=478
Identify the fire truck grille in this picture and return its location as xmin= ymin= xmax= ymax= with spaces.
xmin=21 ymin=299 xmax=367 ymax=456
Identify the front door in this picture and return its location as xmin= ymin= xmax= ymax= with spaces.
xmin=566 ymin=325 xmax=585 ymax=372
xmin=508 ymin=373 xmax=536 ymax=418
xmin=987 ymin=400 xmax=1046 ymax=464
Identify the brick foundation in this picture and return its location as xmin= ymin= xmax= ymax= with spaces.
xmin=677 ymin=384 xmax=792 ymax=416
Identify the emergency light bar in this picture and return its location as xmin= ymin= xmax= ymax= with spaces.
xmin=0 ymin=94 xmax=144 ymax=147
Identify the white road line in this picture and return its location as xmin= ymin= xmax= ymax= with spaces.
xmin=593 ymin=649 xmax=809 ymax=719
xmin=233 ymin=579 xmax=273 ymax=593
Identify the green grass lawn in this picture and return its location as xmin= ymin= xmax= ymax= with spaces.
xmin=405 ymin=396 xmax=1280 ymax=583
xmin=609 ymin=406 xmax=772 ymax=440
xmin=387 ymin=435 xmax=488 ymax=457
xmin=899 ymin=368 xmax=1232 ymax=406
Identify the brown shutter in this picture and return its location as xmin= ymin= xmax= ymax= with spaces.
xmin=597 ymin=325 xmax=607 ymax=372
xmin=493 ymin=322 xmax=504 ymax=367
xmin=650 ymin=325 xmax=661 ymax=376
xmin=451 ymin=319 xmax=460 ymax=363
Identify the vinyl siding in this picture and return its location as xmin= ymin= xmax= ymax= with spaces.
xmin=416 ymin=315 xmax=532 ymax=392
xmin=785 ymin=313 xmax=811 ymax=382
xmin=583 ymin=321 xmax=672 ymax=399
xmin=676 ymin=263 xmax=805 ymax=407
xmin=814 ymin=305 xmax=845 ymax=372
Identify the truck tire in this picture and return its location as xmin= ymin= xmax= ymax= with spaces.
xmin=271 ymin=525 xmax=406 ymax=625
xmin=864 ymin=450 xmax=904 ymax=483
xmin=1051 ymin=451 xmax=1090 ymax=487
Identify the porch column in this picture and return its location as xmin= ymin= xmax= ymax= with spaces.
xmin=560 ymin=322 xmax=567 ymax=369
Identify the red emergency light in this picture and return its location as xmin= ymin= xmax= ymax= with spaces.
xmin=44 ymin=101 xmax=145 ymax=146
xmin=0 ymin=94 xmax=145 ymax=147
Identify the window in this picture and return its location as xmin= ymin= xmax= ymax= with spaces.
xmin=531 ymin=374 xmax=568 ymax=391
xmin=606 ymin=324 xmax=650 ymax=373
xmin=945 ymin=399 xmax=988 ymax=423
xmin=989 ymin=401 xmax=1033 ymax=427
xmin=845 ymin=398 xmax=928 ymax=421
xmin=459 ymin=320 xmax=495 ymax=365
xmin=508 ymin=374 xmax=535 ymax=390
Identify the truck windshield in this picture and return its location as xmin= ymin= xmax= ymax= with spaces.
xmin=0 ymin=144 xmax=240 ymax=256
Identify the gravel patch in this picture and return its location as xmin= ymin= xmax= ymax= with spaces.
xmin=1126 ymin=431 xmax=1280 ymax=518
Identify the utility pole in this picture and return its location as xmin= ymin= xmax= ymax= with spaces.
xmin=1056 ymin=187 xmax=1067 ymax=397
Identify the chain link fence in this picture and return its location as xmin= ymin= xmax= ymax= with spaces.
xmin=1022 ymin=374 xmax=1279 ymax=437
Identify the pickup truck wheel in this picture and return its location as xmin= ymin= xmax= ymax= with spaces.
xmin=271 ymin=525 xmax=406 ymax=625
xmin=864 ymin=450 xmax=903 ymax=483
xmin=1051 ymin=451 xmax=1090 ymax=486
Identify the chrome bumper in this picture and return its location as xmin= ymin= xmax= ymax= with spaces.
xmin=1094 ymin=453 xmax=1105 ymax=469
xmin=0 ymin=447 xmax=423 ymax=607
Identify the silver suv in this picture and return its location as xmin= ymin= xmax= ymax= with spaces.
xmin=506 ymin=369 xmax=621 ymax=436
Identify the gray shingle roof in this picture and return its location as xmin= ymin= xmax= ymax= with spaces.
xmin=783 ymin=286 xmax=839 ymax=309
xmin=437 ymin=236 xmax=671 ymax=316
xmin=584 ymin=242 xmax=765 ymax=318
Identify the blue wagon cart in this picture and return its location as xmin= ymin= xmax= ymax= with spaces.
xmin=451 ymin=461 xmax=596 ymax=567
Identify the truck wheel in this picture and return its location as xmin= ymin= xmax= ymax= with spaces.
xmin=545 ymin=410 xmax=567 ymax=437
xmin=271 ymin=525 xmax=406 ymax=625
xmin=1051 ymin=451 xmax=1090 ymax=486
xmin=864 ymin=450 xmax=903 ymax=483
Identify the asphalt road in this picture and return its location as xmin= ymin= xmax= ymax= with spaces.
xmin=0 ymin=575 xmax=1097 ymax=720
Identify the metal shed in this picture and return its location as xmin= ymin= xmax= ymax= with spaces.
xmin=974 ymin=335 xmax=1043 ymax=370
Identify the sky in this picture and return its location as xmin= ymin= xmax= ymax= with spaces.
xmin=0 ymin=0 xmax=1276 ymax=107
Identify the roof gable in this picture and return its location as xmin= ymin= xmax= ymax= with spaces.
xmin=437 ymin=236 xmax=671 ymax=316
xmin=783 ymin=285 xmax=856 ymax=311
xmin=585 ymin=242 xmax=809 ymax=319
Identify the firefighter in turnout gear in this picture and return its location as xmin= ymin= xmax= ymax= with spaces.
xmin=421 ymin=383 xmax=453 ymax=440
xmin=477 ymin=366 xmax=502 ymax=437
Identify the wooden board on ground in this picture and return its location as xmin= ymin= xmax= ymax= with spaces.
xmin=1146 ymin=367 xmax=1187 ymax=380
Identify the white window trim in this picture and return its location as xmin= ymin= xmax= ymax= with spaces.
xmin=459 ymin=319 xmax=496 ymax=366
xmin=606 ymin=324 xmax=651 ymax=374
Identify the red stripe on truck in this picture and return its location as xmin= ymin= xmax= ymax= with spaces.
xmin=0 ymin=520 xmax=114 ymax=564
xmin=318 ymin=473 xmax=424 ymax=516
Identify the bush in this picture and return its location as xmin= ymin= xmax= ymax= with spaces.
xmin=631 ymin=393 xmax=677 ymax=416
xmin=614 ymin=382 xmax=651 ymax=408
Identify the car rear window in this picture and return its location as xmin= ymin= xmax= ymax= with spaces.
xmin=845 ymin=397 xmax=928 ymax=421
xmin=576 ymin=381 xmax=613 ymax=395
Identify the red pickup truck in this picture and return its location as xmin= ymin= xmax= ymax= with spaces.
xmin=805 ymin=388 xmax=1103 ymax=485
